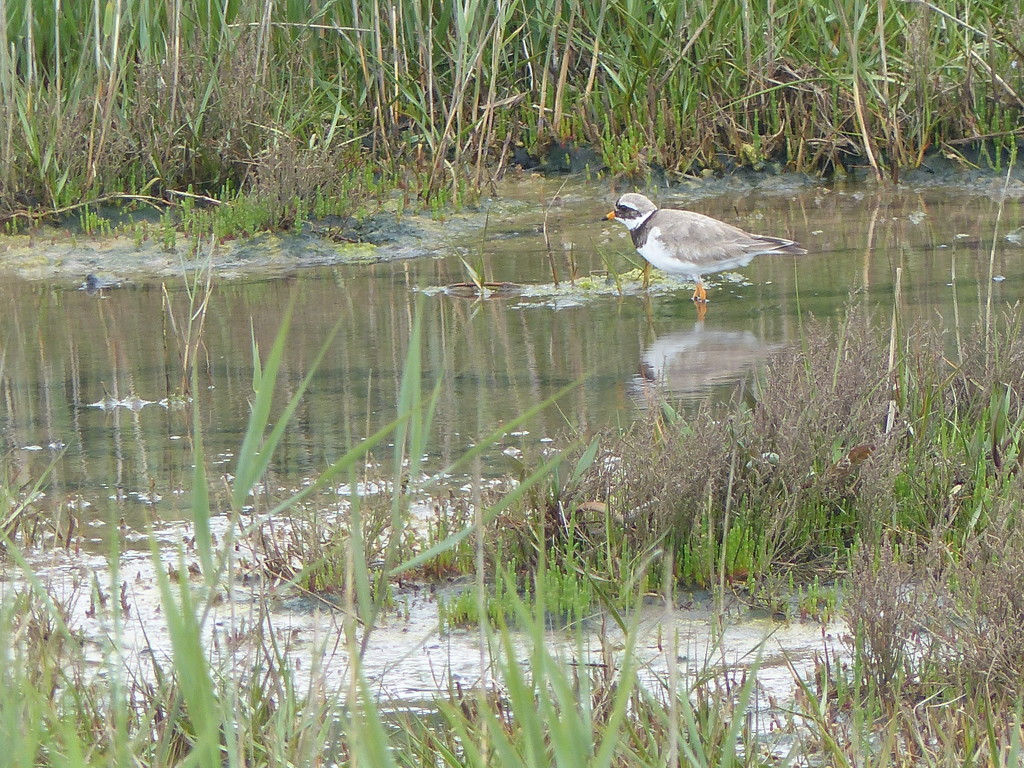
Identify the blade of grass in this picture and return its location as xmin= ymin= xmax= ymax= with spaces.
xmin=232 ymin=292 xmax=343 ymax=512
xmin=149 ymin=540 xmax=222 ymax=768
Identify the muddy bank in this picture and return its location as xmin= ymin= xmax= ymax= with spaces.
xmin=5 ymin=169 xmax=1022 ymax=286
xmin=0 ymin=212 xmax=444 ymax=284
xmin=0 ymin=180 xmax=558 ymax=284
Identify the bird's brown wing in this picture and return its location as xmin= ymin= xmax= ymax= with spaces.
xmin=658 ymin=210 xmax=805 ymax=267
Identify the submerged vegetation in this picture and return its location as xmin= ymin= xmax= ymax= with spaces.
xmin=2 ymin=0 xmax=1023 ymax=230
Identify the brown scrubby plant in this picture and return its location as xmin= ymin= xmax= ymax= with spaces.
xmin=573 ymin=302 xmax=1024 ymax=592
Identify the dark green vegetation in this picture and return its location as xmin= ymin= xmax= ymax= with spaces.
xmin=2 ymin=0 xmax=1023 ymax=231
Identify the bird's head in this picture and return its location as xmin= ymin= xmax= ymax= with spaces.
xmin=604 ymin=193 xmax=658 ymax=230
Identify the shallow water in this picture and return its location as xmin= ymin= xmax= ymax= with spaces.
xmin=1 ymin=175 xmax=1022 ymax=721
xmin=21 ymin=514 xmax=844 ymax=736
xmin=3 ymin=176 xmax=1022 ymax=545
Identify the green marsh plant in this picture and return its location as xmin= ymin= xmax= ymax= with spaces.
xmin=3 ymin=0 xmax=1023 ymax=229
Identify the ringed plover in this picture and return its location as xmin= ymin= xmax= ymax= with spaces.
xmin=605 ymin=193 xmax=806 ymax=303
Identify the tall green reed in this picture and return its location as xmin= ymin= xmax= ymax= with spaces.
xmin=2 ymin=0 xmax=1022 ymax=224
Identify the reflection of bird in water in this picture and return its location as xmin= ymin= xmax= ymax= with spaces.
xmin=633 ymin=323 xmax=773 ymax=404
xmin=605 ymin=193 xmax=806 ymax=305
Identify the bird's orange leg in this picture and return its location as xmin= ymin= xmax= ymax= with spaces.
xmin=691 ymin=279 xmax=708 ymax=304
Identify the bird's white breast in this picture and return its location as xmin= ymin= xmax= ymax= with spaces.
xmin=637 ymin=227 xmax=704 ymax=277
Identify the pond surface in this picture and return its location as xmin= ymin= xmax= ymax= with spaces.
xmin=2 ymin=174 xmax=1023 ymax=731
xmin=2 ymin=175 xmax=1023 ymax=546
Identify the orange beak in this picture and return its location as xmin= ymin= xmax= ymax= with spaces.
xmin=605 ymin=210 xmax=616 ymax=220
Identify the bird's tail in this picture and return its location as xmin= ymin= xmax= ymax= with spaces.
xmin=758 ymin=235 xmax=807 ymax=256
